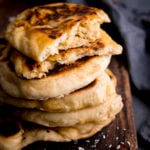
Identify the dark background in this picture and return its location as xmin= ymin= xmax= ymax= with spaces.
xmin=0 ymin=0 xmax=150 ymax=149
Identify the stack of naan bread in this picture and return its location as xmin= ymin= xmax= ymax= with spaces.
xmin=0 ymin=3 xmax=123 ymax=150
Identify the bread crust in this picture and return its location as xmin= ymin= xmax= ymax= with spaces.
xmin=5 ymin=3 xmax=110 ymax=62
xmin=0 ymin=55 xmax=111 ymax=100
xmin=9 ymin=88 xmax=123 ymax=127
xmin=0 ymin=109 xmax=120 ymax=149
xmin=10 ymin=29 xmax=122 ymax=79
xmin=0 ymin=72 xmax=110 ymax=112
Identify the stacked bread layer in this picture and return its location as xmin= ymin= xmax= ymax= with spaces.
xmin=0 ymin=3 xmax=123 ymax=150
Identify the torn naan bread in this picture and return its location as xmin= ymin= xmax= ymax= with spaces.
xmin=10 ymin=29 xmax=122 ymax=79
xmin=5 ymin=3 xmax=110 ymax=62
xmin=0 ymin=51 xmax=111 ymax=100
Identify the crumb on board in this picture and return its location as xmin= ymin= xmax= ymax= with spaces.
xmin=108 ymin=144 xmax=112 ymax=148
xmin=91 ymin=144 xmax=96 ymax=148
xmin=116 ymin=144 xmax=121 ymax=149
xmin=85 ymin=139 xmax=90 ymax=143
xmin=73 ymin=140 xmax=78 ymax=144
xmin=127 ymin=141 xmax=131 ymax=146
xmin=94 ymin=139 xmax=100 ymax=145
xmin=8 ymin=16 xmax=15 ymax=22
xmin=78 ymin=146 xmax=85 ymax=150
xmin=121 ymin=141 xmax=124 ymax=145
xmin=102 ymin=134 xmax=106 ymax=139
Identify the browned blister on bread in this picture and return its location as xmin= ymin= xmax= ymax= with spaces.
xmin=0 ymin=45 xmax=111 ymax=100
xmin=5 ymin=3 xmax=110 ymax=62
xmin=10 ymin=29 xmax=122 ymax=79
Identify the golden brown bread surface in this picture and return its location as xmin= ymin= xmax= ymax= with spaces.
xmin=0 ymin=46 xmax=111 ymax=100
xmin=0 ymin=72 xmax=110 ymax=112
xmin=0 ymin=111 xmax=118 ymax=150
xmin=5 ymin=3 xmax=110 ymax=62
xmin=0 ymin=68 xmax=123 ymax=150
xmin=11 ymin=84 xmax=122 ymax=128
xmin=10 ymin=29 xmax=122 ymax=79
xmin=0 ymin=2 xmax=124 ymax=149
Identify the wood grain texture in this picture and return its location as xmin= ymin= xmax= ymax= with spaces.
xmin=0 ymin=0 xmax=138 ymax=149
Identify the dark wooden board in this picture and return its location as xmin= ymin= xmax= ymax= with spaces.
xmin=0 ymin=0 xmax=138 ymax=149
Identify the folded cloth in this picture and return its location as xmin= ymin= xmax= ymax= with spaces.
xmin=85 ymin=0 xmax=150 ymax=91
xmin=106 ymin=1 xmax=150 ymax=91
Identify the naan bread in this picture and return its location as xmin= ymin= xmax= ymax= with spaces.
xmin=0 ymin=52 xmax=111 ymax=100
xmin=22 ymin=115 xmax=117 ymax=146
xmin=11 ymin=88 xmax=123 ymax=127
xmin=0 ymin=111 xmax=118 ymax=150
xmin=5 ymin=3 xmax=110 ymax=62
xmin=0 ymin=87 xmax=123 ymax=149
xmin=10 ymin=29 xmax=122 ymax=79
xmin=0 ymin=71 xmax=112 ymax=112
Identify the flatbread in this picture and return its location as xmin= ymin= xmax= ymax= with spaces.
xmin=0 ymin=53 xmax=111 ymax=100
xmin=11 ymin=89 xmax=123 ymax=127
xmin=0 ymin=111 xmax=117 ymax=150
xmin=22 ymin=115 xmax=116 ymax=146
xmin=10 ymin=29 xmax=122 ymax=79
xmin=5 ymin=3 xmax=110 ymax=62
xmin=0 ymin=71 xmax=112 ymax=112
